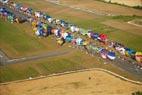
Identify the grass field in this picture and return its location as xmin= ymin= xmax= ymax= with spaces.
xmin=0 ymin=0 xmax=142 ymax=83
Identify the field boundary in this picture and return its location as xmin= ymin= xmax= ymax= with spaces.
xmin=1 ymin=68 xmax=142 ymax=85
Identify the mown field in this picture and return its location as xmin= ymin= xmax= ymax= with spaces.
xmin=0 ymin=0 xmax=142 ymax=83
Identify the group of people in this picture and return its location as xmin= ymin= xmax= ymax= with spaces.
xmin=0 ymin=0 xmax=142 ymax=67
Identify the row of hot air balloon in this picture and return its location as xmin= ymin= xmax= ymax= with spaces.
xmin=30 ymin=20 xmax=142 ymax=64
xmin=1 ymin=0 xmax=141 ymax=65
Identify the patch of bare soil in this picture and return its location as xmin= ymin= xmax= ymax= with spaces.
xmin=0 ymin=70 xmax=142 ymax=95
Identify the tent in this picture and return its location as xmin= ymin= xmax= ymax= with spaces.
xmin=33 ymin=27 xmax=37 ymax=32
xmin=62 ymin=32 xmax=68 ymax=39
xmin=76 ymin=37 xmax=83 ymax=45
xmin=70 ymin=25 xmax=76 ymax=32
xmin=107 ymin=51 xmax=116 ymax=60
xmin=43 ymin=14 xmax=51 ymax=20
xmin=37 ymin=21 xmax=43 ymax=28
xmin=20 ymin=6 xmax=28 ymax=12
xmin=35 ymin=29 xmax=45 ymax=36
xmin=87 ymin=32 xmax=91 ymax=38
xmin=74 ymin=27 xmax=79 ymax=32
xmin=60 ymin=20 xmax=68 ymax=28
xmin=31 ymin=20 xmax=37 ymax=28
xmin=34 ymin=11 xmax=42 ymax=18
xmin=87 ymin=31 xmax=94 ymax=38
xmin=57 ymin=38 xmax=64 ymax=46
xmin=57 ymin=29 xmax=62 ymax=37
xmin=65 ymin=35 xmax=73 ymax=42
xmin=26 ymin=8 xmax=33 ymax=16
xmin=87 ymin=32 xmax=99 ymax=40
xmin=98 ymin=34 xmax=108 ymax=42
xmin=82 ymin=40 xmax=89 ymax=46
xmin=2 ymin=9 xmax=8 ymax=16
xmin=47 ymin=17 xmax=53 ymax=23
xmin=47 ymin=25 xmax=52 ymax=36
xmin=15 ymin=3 xmax=22 ymax=11
xmin=43 ymin=23 xmax=48 ymax=30
xmin=116 ymin=47 xmax=125 ymax=55
xmin=92 ymin=33 xmax=99 ymax=40
xmin=135 ymin=52 xmax=142 ymax=64
xmin=100 ymin=49 xmax=108 ymax=59
xmin=16 ymin=17 xmax=27 ymax=23
xmin=35 ymin=30 xmax=40 ymax=36
xmin=0 ymin=7 xmax=6 ymax=13
xmin=125 ymin=48 xmax=136 ymax=57
xmin=71 ymin=39 xmax=76 ymax=45
xmin=7 ymin=15 xmax=14 ymax=23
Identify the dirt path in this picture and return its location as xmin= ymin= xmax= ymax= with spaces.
xmin=0 ymin=70 xmax=142 ymax=95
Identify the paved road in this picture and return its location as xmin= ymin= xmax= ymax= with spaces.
xmin=114 ymin=58 xmax=142 ymax=80
xmin=0 ymin=49 xmax=71 ymax=65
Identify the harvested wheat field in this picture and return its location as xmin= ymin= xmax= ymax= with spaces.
xmin=59 ymin=0 xmax=142 ymax=16
xmin=0 ymin=70 xmax=142 ymax=95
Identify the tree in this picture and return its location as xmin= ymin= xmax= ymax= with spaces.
xmin=132 ymin=91 xmax=142 ymax=95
